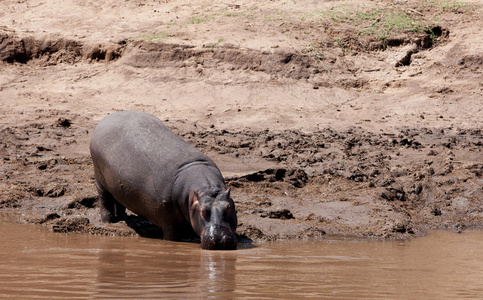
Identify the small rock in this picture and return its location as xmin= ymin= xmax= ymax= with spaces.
xmin=56 ymin=118 xmax=71 ymax=127
xmin=261 ymin=209 xmax=294 ymax=220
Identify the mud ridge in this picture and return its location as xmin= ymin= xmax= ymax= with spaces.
xmin=124 ymin=41 xmax=319 ymax=80
xmin=123 ymin=24 xmax=447 ymax=80
xmin=0 ymin=32 xmax=330 ymax=79
xmin=2 ymin=23 xmax=448 ymax=82
xmin=0 ymin=33 xmax=124 ymax=64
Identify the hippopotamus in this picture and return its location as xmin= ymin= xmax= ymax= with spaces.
xmin=89 ymin=111 xmax=237 ymax=250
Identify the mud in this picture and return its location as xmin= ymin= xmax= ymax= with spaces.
xmin=1 ymin=118 xmax=481 ymax=242
xmin=0 ymin=0 xmax=482 ymax=243
xmin=0 ymin=33 xmax=123 ymax=64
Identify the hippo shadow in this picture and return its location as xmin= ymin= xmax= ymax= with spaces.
xmin=123 ymin=215 xmax=164 ymax=239
xmin=123 ymin=215 xmax=201 ymax=244
xmin=123 ymin=215 xmax=254 ymax=248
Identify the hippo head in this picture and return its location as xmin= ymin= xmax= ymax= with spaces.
xmin=189 ymin=188 xmax=237 ymax=250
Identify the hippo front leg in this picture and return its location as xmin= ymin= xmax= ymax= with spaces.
xmin=161 ymin=224 xmax=179 ymax=240
xmin=161 ymin=221 xmax=199 ymax=241
xmin=96 ymin=182 xmax=126 ymax=223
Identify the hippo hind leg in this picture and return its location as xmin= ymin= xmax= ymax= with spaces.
xmin=96 ymin=182 xmax=126 ymax=223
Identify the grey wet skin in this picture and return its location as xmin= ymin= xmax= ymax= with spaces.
xmin=90 ymin=111 xmax=237 ymax=250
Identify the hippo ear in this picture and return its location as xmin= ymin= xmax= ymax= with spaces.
xmin=191 ymin=191 xmax=200 ymax=209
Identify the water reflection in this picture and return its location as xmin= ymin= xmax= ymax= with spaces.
xmin=92 ymin=237 xmax=238 ymax=299
xmin=0 ymin=221 xmax=482 ymax=299
xmin=199 ymin=252 xmax=237 ymax=297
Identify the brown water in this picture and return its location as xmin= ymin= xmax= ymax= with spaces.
xmin=1 ymin=221 xmax=482 ymax=299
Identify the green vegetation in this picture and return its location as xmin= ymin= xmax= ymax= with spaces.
xmin=319 ymin=6 xmax=428 ymax=41
xmin=324 ymin=0 xmax=477 ymax=37
xmin=128 ymin=0 xmax=478 ymax=53
xmin=131 ymin=31 xmax=170 ymax=42
xmin=295 ymin=0 xmax=476 ymax=58
xmin=264 ymin=10 xmax=288 ymax=23
xmin=361 ymin=11 xmax=425 ymax=40
xmin=187 ymin=16 xmax=211 ymax=24
xmin=334 ymin=37 xmax=344 ymax=48
xmin=208 ymin=39 xmax=225 ymax=52
xmin=422 ymin=0 xmax=474 ymax=12
xmin=301 ymin=43 xmax=325 ymax=62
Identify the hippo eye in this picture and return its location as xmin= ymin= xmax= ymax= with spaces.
xmin=224 ymin=204 xmax=232 ymax=217
xmin=201 ymin=206 xmax=210 ymax=221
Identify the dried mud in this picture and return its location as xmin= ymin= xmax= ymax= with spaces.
xmin=1 ymin=0 xmax=482 ymax=244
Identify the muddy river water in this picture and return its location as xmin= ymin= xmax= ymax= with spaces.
xmin=1 ymin=221 xmax=482 ymax=299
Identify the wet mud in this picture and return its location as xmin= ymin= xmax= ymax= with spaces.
xmin=1 ymin=117 xmax=481 ymax=242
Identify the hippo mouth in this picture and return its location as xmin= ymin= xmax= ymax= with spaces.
xmin=200 ymin=225 xmax=237 ymax=250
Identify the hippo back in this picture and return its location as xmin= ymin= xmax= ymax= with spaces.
xmin=90 ymin=111 xmax=216 ymax=210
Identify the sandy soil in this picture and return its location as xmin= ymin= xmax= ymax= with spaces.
xmin=1 ymin=0 xmax=482 ymax=243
